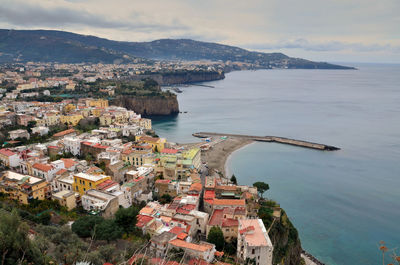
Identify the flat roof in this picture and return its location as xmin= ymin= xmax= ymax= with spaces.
xmin=74 ymin=172 xmax=109 ymax=182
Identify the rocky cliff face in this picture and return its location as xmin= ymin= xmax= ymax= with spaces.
xmin=113 ymin=95 xmax=179 ymax=116
xmin=269 ymin=210 xmax=304 ymax=265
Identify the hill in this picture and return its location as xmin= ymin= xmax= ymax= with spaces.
xmin=0 ymin=29 xmax=354 ymax=69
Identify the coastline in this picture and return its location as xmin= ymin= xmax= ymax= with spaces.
xmin=224 ymin=141 xmax=255 ymax=177
xmin=200 ymin=137 xmax=253 ymax=177
xmin=200 ymin=136 xmax=327 ymax=265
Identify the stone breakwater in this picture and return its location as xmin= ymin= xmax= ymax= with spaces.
xmin=193 ymin=132 xmax=340 ymax=151
xmin=302 ymin=250 xmax=327 ymax=265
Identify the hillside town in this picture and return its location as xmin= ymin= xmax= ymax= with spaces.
xmin=0 ymin=92 xmax=282 ymax=265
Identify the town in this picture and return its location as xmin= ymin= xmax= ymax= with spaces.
xmin=0 ymin=64 xmax=289 ymax=265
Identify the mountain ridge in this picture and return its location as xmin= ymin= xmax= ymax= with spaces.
xmin=0 ymin=29 xmax=354 ymax=69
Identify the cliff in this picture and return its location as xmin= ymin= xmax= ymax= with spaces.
xmin=140 ymin=71 xmax=225 ymax=85
xmin=269 ymin=210 xmax=304 ymax=265
xmin=112 ymin=95 xmax=179 ymax=116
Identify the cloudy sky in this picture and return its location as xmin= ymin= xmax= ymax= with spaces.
xmin=1 ymin=0 xmax=399 ymax=63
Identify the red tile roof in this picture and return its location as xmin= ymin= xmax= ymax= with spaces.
xmin=61 ymin=158 xmax=77 ymax=169
xmin=55 ymin=169 xmax=67 ymax=175
xmin=161 ymin=148 xmax=178 ymax=154
xmin=155 ymin=179 xmax=171 ymax=184
xmin=136 ymin=214 xmax=154 ymax=228
xmin=0 ymin=148 xmax=16 ymax=157
xmin=53 ymin=128 xmax=75 ymax=137
xmin=212 ymin=199 xmax=245 ymax=206
xmin=177 ymin=232 xmax=188 ymax=240
xmin=33 ymin=163 xmax=53 ymax=172
xmin=169 ymin=226 xmax=185 ymax=235
xmin=169 ymin=239 xmax=212 ymax=252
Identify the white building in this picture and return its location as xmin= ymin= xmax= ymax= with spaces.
xmin=81 ymin=189 xmax=119 ymax=218
xmin=0 ymin=148 xmax=21 ymax=168
xmin=32 ymin=126 xmax=49 ymax=136
xmin=32 ymin=160 xmax=65 ymax=182
xmin=63 ymin=137 xmax=81 ymax=156
xmin=9 ymin=129 xmax=30 ymax=140
xmin=237 ymin=219 xmax=274 ymax=265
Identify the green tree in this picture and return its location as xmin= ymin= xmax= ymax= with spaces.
xmin=230 ymin=174 xmax=237 ymax=185
xmin=115 ymin=206 xmax=139 ymax=233
xmin=0 ymin=209 xmax=44 ymax=265
xmin=96 ymin=219 xmax=123 ymax=242
xmin=253 ymin=181 xmax=270 ymax=198
xmin=71 ymin=215 xmax=104 ymax=238
xmin=159 ymin=194 xmax=172 ymax=204
xmin=37 ymin=211 xmax=51 ymax=225
xmin=207 ymin=226 xmax=225 ymax=251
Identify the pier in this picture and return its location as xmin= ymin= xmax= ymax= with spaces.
xmin=192 ymin=132 xmax=340 ymax=151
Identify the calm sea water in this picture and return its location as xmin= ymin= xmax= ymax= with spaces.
xmin=152 ymin=64 xmax=400 ymax=265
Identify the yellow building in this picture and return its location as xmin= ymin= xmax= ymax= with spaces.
xmin=91 ymin=108 xmax=103 ymax=117
xmin=136 ymin=136 xmax=166 ymax=152
xmin=52 ymin=190 xmax=76 ymax=210
xmin=0 ymin=171 xmax=49 ymax=204
xmin=72 ymin=172 xmax=111 ymax=195
xmin=86 ymin=99 xmax=109 ymax=108
xmin=44 ymin=113 xmax=60 ymax=126
xmin=139 ymin=118 xmax=152 ymax=130
xmin=60 ymin=114 xmax=83 ymax=126
xmin=122 ymin=149 xmax=154 ymax=167
xmin=99 ymin=114 xmax=113 ymax=126
xmin=63 ymin=104 xmax=76 ymax=113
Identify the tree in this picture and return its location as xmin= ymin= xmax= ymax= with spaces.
xmin=159 ymin=194 xmax=172 ymax=204
xmin=115 ymin=206 xmax=139 ymax=233
xmin=207 ymin=226 xmax=225 ymax=251
xmin=37 ymin=211 xmax=51 ymax=225
xmin=253 ymin=181 xmax=270 ymax=198
xmin=96 ymin=219 xmax=123 ymax=242
xmin=71 ymin=215 xmax=104 ymax=238
xmin=230 ymin=174 xmax=237 ymax=185
xmin=0 ymin=209 xmax=43 ymax=265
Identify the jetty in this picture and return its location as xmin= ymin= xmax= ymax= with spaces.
xmin=192 ymin=132 xmax=340 ymax=151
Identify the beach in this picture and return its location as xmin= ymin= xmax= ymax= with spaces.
xmin=200 ymin=136 xmax=253 ymax=177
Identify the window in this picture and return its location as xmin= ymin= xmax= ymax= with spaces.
xmin=252 ymin=249 xmax=255 ymax=255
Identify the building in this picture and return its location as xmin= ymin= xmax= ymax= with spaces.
xmin=0 ymin=148 xmax=20 ymax=167
xmin=72 ymin=172 xmax=111 ymax=195
xmin=63 ymin=137 xmax=81 ymax=156
xmin=0 ymin=171 xmax=49 ymax=204
xmin=53 ymin=128 xmax=76 ymax=139
xmin=122 ymin=148 xmax=153 ymax=167
xmin=206 ymin=208 xmax=245 ymax=242
xmin=86 ymin=99 xmax=109 ymax=108
xmin=136 ymin=136 xmax=166 ymax=152
xmin=155 ymin=179 xmax=178 ymax=197
xmin=81 ymin=189 xmax=119 ymax=218
xmin=168 ymin=239 xmax=216 ymax=263
xmin=31 ymin=126 xmax=49 ymax=136
xmin=52 ymin=190 xmax=76 ymax=210
xmin=150 ymin=231 xmax=177 ymax=258
xmin=60 ymin=114 xmax=83 ymax=126
xmin=9 ymin=129 xmax=30 ymax=140
xmin=32 ymin=160 xmax=64 ymax=182
xmin=237 ymin=219 xmax=274 ymax=265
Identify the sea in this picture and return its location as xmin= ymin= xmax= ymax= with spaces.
xmin=152 ymin=63 xmax=400 ymax=265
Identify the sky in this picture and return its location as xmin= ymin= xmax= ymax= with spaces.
xmin=0 ymin=0 xmax=399 ymax=63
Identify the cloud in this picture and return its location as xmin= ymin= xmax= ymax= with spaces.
xmin=0 ymin=0 xmax=188 ymax=32
xmin=245 ymin=39 xmax=400 ymax=53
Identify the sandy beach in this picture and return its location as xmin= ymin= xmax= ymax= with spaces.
xmin=201 ymin=137 xmax=253 ymax=177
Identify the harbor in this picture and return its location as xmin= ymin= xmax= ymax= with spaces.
xmin=193 ymin=132 xmax=340 ymax=151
